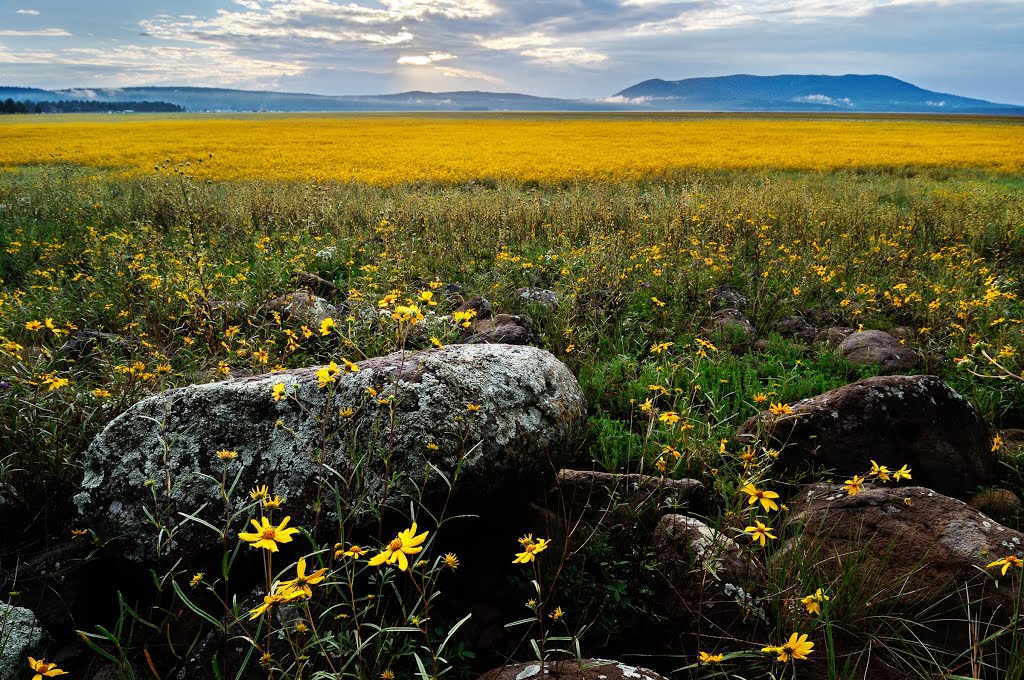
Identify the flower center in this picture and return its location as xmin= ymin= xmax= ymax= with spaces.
xmin=262 ymin=528 xmax=277 ymax=540
xmin=388 ymin=538 xmax=403 ymax=551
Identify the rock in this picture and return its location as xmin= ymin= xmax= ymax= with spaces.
xmin=75 ymin=344 xmax=586 ymax=561
xmin=478 ymin=659 xmax=669 ymax=680
xmin=56 ymin=330 xmax=138 ymax=359
xmin=969 ymin=488 xmax=1023 ymax=523
xmin=837 ymin=330 xmax=919 ymax=372
xmin=454 ymin=295 xmax=493 ymax=321
xmin=736 ymin=374 xmax=992 ymax=499
xmin=463 ymin=314 xmax=541 ymax=346
xmin=998 ymin=429 xmax=1024 ymax=455
xmin=652 ymin=514 xmax=769 ymax=630
xmin=0 ymin=604 xmax=47 ymax=680
xmin=775 ymin=315 xmax=817 ymax=343
xmin=259 ymin=289 xmax=336 ymax=325
xmin=515 ymin=287 xmax=559 ymax=310
xmin=707 ymin=284 xmax=747 ymax=311
xmin=292 ymin=271 xmax=338 ymax=299
xmin=817 ymin=326 xmax=854 ymax=347
xmin=782 ymin=484 xmax=1023 ymax=619
xmin=710 ymin=308 xmax=754 ymax=343
xmin=556 ymin=470 xmax=710 ymax=532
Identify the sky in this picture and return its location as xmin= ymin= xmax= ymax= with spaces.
xmin=1 ymin=0 xmax=1022 ymax=104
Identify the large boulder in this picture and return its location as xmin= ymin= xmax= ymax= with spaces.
xmin=837 ymin=330 xmax=919 ymax=372
xmin=75 ymin=344 xmax=586 ymax=561
xmin=556 ymin=471 xmax=710 ymax=532
xmin=736 ymin=375 xmax=993 ymax=498
xmin=781 ymin=484 xmax=1023 ymax=620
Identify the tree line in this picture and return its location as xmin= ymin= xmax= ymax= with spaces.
xmin=1 ymin=99 xmax=184 ymax=114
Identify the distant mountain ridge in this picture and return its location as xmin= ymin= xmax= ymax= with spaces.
xmin=614 ymin=74 xmax=1022 ymax=113
xmin=2 ymin=75 xmax=1021 ymax=114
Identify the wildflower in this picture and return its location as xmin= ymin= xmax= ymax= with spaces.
xmin=262 ymin=495 xmax=283 ymax=509
xmin=250 ymin=485 xmax=270 ymax=500
xmin=369 ymin=522 xmax=429 ymax=571
xmin=698 ymin=651 xmax=724 ymax=664
xmin=215 ymin=449 xmax=238 ymax=460
xmin=655 ymin=457 xmax=668 ymax=473
xmin=342 ymin=357 xmax=360 ymax=372
xmin=844 ymin=475 xmax=865 ymax=496
xmin=443 ymin=552 xmax=459 ymax=569
xmin=744 ymin=520 xmax=776 ymax=547
xmin=763 ymin=632 xmax=814 ymax=662
xmin=25 ymin=320 xmax=43 ymax=331
xmin=381 ymin=671 xmax=395 ymax=680
xmin=659 ymin=411 xmax=680 ymax=425
xmin=903 ymin=496 xmax=914 ymax=506
xmin=651 ymin=296 xmax=666 ymax=307
xmin=45 ymin=377 xmax=69 ymax=391
xmin=272 ymin=382 xmax=286 ymax=401
xmin=426 ymin=442 xmax=439 ymax=451
xmin=259 ymin=652 xmax=274 ymax=668
xmin=742 ymin=483 xmax=780 ymax=513
xmin=336 ymin=544 xmax=366 ymax=559
xmin=769 ymin=402 xmax=794 ymax=415
xmin=339 ymin=406 xmax=354 ymax=417
xmin=277 ymin=557 xmax=329 ymax=599
xmin=466 ymin=403 xmax=481 ymax=412
xmin=993 ymin=434 xmax=1004 ymax=453
xmin=513 ymin=536 xmax=551 ymax=564
xmin=225 ymin=325 xmax=240 ymax=338
xmin=217 ymin=361 xmax=231 ymax=378
xmin=650 ymin=341 xmax=673 ymax=354
xmin=893 ymin=464 xmax=912 ymax=481
xmin=252 ymin=349 xmax=268 ymax=364
xmin=71 ymin=528 xmax=88 ymax=538
xmin=319 ymin=317 xmax=336 ymax=336
xmin=28 ymin=657 xmax=67 ymax=679
xmin=430 ymin=336 xmax=443 ymax=348
xmin=418 ymin=290 xmax=437 ymax=306
xmin=800 ymin=588 xmax=829 ymax=615
xmin=986 ymin=555 xmax=1024 ymax=576
xmin=869 ymin=460 xmax=891 ymax=482
xmin=238 ymin=516 xmax=300 ymax=552
xmin=190 ymin=573 xmax=204 ymax=588
xmin=752 ymin=392 xmax=768 ymax=403
xmin=93 ymin=388 xmax=112 ymax=398
xmin=317 ymin=361 xmax=341 ymax=388
xmin=378 ymin=293 xmax=399 ymax=307
xmin=550 ymin=606 xmax=564 ymax=621
xmin=740 ymin=447 xmax=756 ymax=465
xmin=638 ymin=398 xmax=653 ymax=413
xmin=295 ymin=621 xmax=309 ymax=633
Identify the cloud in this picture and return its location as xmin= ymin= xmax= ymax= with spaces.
xmin=792 ymin=94 xmax=854 ymax=106
xmin=15 ymin=9 xmax=40 ymax=15
xmin=0 ymin=28 xmax=70 ymax=37
xmin=594 ymin=94 xmax=654 ymax=105
xmin=397 ymin=52 xmax=457 ymax=65
xmin=434 ymin=66 xmax=504 ymax=85
xmin=479 ymin=32 xmax=606 ymax=67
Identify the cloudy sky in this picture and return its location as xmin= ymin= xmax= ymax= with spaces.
xmin=1 ymin=0 xmax=1022 ymax=103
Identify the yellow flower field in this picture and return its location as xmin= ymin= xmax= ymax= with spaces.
xmin=1 ymin=113 xmax=1022 ymax=184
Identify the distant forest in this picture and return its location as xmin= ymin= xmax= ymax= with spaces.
xmin=1 ymin=99 xmax=184 ymax=114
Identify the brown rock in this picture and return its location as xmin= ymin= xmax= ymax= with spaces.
xmin=782 ymin=484 xmax=1023 ymax=621
xmin=292 ymin=271 xmax=338 ymax=299
xmin=463 ymin=314 xmax=541 ymax=346
xmin=998 ymin=428 xmax=1024 ymax=456
xmin=969 ymin=487 xmax=1023 ymax=522
xmin=736 ymin=375 xmax=993 ymax=499
xmin=478 ymin=660 xmax=669 ymax=680
xmin=454 ymin=294 xmax=493 ymax=320
xmin=776 ymin=315 xmax=817 ymax=343
xmin=711 ymin=308 xmax=755 ymax=343
xmin=837 ymin=329 xmax=919 ymax=372
xmin=817 ymin=326 xmax=854 ymax=347
xmin=260 ymin=289 xmax=336 ymax=325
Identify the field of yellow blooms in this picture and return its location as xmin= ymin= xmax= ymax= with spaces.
xmin=1 ymin=113 xmax=1023 ymax=183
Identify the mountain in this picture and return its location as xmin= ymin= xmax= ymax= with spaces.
xmin=2 ymin=75 xmax=1021 ymax=114
xmin=0 ymin=86 xmax=626 ymax=112
xmin=613 ymin=74 xmax=1023 ymax=113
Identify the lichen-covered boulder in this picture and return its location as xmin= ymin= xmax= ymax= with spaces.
xmin=837 ymin=329 xmax=919 ymax=372
xmin=736 ymin=375 xmax=992 ymax=498
xmin=0 ymin=604 xmax=47 ymax=680
xmin=75 ymin=344 xmax=586 ymax=561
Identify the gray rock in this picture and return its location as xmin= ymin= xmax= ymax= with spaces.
xmin=292 ymin=271 xmax=338 ymax=300
xmin=76 ymin=344 xmax=587 ymax=561
xmin=775 ymin=315 xmax=817 ymax=343
xmin=463 ymin=314 xmax=541 ymax=347
xmin=259 ymin=289 xmax=336 ymax=325
xmin=736 ymin=374 xmax=993 ymax=499
xmin=708 ymin=285 xmax=747 ymax=311
xmin=818 ymin=325 xmax=854 ymax=346
xmin=710 ymin=308 xmax=755 ymax=343
xmin=0 ymin=604 xmax=47 ymax=680
xmin=838 ymin=329 xmax=920 ymax=372
xmin=478 ymin=659 xmax=669 ymax=680
xmin=515 ymin=287 xmax=559 ymax=310
xmin=454 ymin=295 xmax=493 ymax=321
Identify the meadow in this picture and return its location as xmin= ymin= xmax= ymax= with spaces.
xmin=1 ymin=113 xmax=1024 ymax=679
